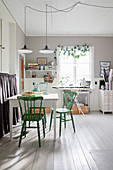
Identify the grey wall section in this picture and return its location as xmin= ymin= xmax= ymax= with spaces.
xmin=16 ymin=23 xmax=25 ymax=91
xmin=26 ymin=36 xmax=113 ymax=78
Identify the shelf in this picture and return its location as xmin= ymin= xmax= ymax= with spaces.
xmin=26 ymin=70 xmax=56 ymax=72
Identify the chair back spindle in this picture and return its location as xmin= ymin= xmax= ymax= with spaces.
xmin=63 ymin=91 xmax=77 ymax=111
xmin=17 ymin=96 xmax=43 ymax=121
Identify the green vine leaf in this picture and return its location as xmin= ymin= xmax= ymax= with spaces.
xmin=66 ymin=47 xmax=68 ymax=51
xmin=78 ymin=47 xmax=81 ymax=51
xmin=58 ymin=80 xmax=62 ymax=84
xmin=57 ymin=44 xmax=90 ymax=59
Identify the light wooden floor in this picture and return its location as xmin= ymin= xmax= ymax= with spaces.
xmin=0 ymin=112 xmax=113 ymax=170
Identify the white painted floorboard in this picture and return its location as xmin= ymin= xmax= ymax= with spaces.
xmin=0 ymin=112 xmax=113 ymax=170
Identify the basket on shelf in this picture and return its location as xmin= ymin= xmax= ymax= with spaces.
xmin=43 ymin=73 xmax=54 ymax=83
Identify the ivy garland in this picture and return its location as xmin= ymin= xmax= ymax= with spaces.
xmin=56 ymin=43 xmax=90 ymax=59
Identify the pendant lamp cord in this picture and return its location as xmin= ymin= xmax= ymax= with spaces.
xmin=25 ymin=6 xmax=26 ymax=36
xmin=46 ymin=4 xmax=47 ymax=46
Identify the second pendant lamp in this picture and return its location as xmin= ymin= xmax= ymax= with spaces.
xmin=39 ymin=4 xmax=54 ymax=54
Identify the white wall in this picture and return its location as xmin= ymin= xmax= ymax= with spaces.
xmin=0 ymin=19 xmax=2 ymax=71
xmin=9 ymin=23 xmax=16 ymax=73
xmin=0 ymin=1 xmax=25 ymax=93
xmin=0 ymin=0 xmax=16 ymax=73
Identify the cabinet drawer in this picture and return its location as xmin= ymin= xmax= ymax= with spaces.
xmin=104 ymin=99 xmax=111 ymax=104
xmin=99 ymin=90 xmax=113 ymax=113
xmin=104 ymin=106 xmax=110 ymax=110
xmin=109 ymin=107 xmax=113 ymax=111
xmin=104 ymin=91 xmax=113 ymax=96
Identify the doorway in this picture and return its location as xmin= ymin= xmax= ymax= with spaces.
xmin=19 ymin=54 xmax=25 ymax=93
xmin=0 ymin=19 xmax=2 ymax=71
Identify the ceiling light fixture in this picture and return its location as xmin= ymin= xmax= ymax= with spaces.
xmin=39 ymin=4 xmax=54 ymax=54
xmin=18 ymin=6 xmax=33 ymax=54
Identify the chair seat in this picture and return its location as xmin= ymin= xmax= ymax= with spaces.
xmin=31 ymin=108 xmax=45 ymax=114
xmin=22 ymin=113 xmax=44 ymax=121
xmin=56 ymin=108 xmax=70 ymax=113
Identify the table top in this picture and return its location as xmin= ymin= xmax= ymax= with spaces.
xmin=7 ymin=93 xmax=59 ymax=100
xmin=52 ymin=86 xmax=91 ymax=93
xmin=52 ymin=85 xmax=90 ymax=90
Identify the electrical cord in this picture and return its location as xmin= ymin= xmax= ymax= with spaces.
xmin=26 ymin=1 xmax=113 ymax=14
xmin=26 ymin=3 xmax=77 ymax=13
xmin=47 ymin=2 xmax=77 ymax=12
xmin=79 ymin=2 xmax=113 ymax=9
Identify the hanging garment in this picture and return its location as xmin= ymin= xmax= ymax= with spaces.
xmin=0 ymin=73 xmax=19 ymax=138
xmin=0 ymin=73 xmax=10 ymax=137
xmin=0 ymin=74 xmax=4 ymax=138
xmin=8 ymin=74 xmax=19 ymax=125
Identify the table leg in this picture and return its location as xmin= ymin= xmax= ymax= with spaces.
xmin=9 ymin=100 xmax=13 ymax=140
xmin=88 ymin=92 xmax=90 ymax=111
xmin=53 ymin=100 xmax=56 ymax=141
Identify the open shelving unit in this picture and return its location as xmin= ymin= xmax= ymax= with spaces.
xmin=25 ymin=68 xmax=57 ymax=78
xmin=26 ymin=69 xmax=56 ymax=72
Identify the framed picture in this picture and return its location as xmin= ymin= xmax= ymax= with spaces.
xmin=37 ymin=57 xmax=47 ymax=65
xmin=100 ymin=61 xmax=111 ymax=77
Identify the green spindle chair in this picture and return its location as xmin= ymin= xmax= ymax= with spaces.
xmin=17 ymin=96 xmax=45 ymax=147
xmin=49 ymin=91 xmax=77 ymax=137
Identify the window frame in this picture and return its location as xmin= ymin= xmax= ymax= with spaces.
xmin=56 ymin=46 xmax=94 ymax=87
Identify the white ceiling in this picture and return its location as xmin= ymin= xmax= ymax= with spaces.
xmin=2 ymin=0 xmax=113 ymax=36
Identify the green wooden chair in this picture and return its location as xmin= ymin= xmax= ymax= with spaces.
xmin=17 ymin=96 xmax=45 ymax=147
xmin=49 ymin=91 xmax=77 ymax=137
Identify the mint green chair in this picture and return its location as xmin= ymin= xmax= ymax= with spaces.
xmin=17 ymin=96 xmax=45 ymax=147
xmin=49 ymin=91 xmax=77 ymax=137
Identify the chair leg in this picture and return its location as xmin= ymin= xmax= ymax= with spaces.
xmin=18 ymin=122 xmax=25 ymax=147
xmin=42 ymin=119 xmax=45 ymax=138
xmin=43 ymin=108 xmax=46 ymax=128
xmin=49 ymin=109 xmax=53 ymax=131
xmin=59 ymin=113 xmax=62 ymax=137
xmin=64 ymin=113 xmax=66 ymax=128
xmin=70 ymin=111 xmax=75 ymax=133
xmin=37 ymin=121 xmax=41 ymax=147
xmin=24 ymin=121 xmax=26 ymax=137
xmin=29 ymin=121 xmax=30 ymax=127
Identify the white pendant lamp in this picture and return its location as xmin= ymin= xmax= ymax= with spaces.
xmin=18 ymin=6 xmax=33 ymax=54
xmin=39 ymin=4 xmax=54 ymax=54
xmin=39 ymin=45 xmax=54 ymax=54
xmin=18 ymin=45 xmax=32 ymax=54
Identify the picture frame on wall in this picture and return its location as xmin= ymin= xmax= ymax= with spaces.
xmin=99 ymin=61 xmax=111 ymax=77
xmin=37 ymin=57 xmax=47 ymax=65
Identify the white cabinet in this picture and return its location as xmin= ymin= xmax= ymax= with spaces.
xmin=99 ymin=90 xmax=113 ymax=114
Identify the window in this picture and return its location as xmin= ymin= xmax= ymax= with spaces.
xmin=57 ymin=46 xmax=93 ymax=86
